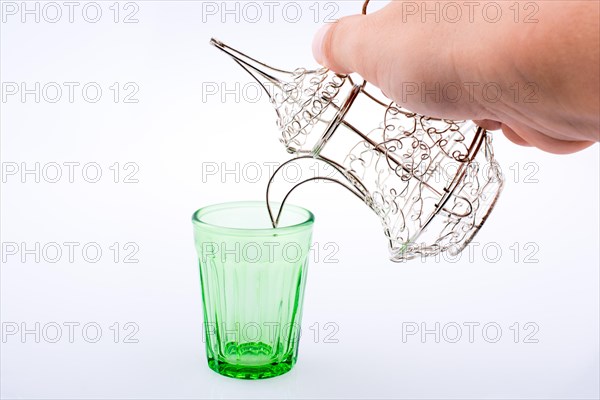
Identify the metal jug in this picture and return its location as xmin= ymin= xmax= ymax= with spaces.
xmin=210 ymin=36 xmax=503 ymax=261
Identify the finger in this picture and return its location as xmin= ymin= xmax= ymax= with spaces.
xmin=312 ymin=14 xmax=377 ymax=75
xmin=502 ymin=122 xmax=595 ymax=154
xmin=500 ymin=124 xmax=532 ymax=147
xmin=474 ymin=119 xmax=503 ymax=131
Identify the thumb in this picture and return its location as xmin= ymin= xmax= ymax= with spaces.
xmin=312 ymin=14 xmax=379 ymax=76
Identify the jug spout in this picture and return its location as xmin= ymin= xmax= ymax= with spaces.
xmin=211 ymin=38 xmax=348 ymax=155
xmin=265 ymin=156 xmax=369 ymax=228
xmin=210 ymin=38 xmax=304 ymax=102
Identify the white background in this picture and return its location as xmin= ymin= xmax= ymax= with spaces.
xmin=1 ymin=1 xmax=598 ymax=399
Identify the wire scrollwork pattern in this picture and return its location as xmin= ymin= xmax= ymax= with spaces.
xmin=340 ymin=103 xmax=503 ymax=260
xmin=210 ymin=37 xmax=504 ymax=261
xmin=270 ymin=68 xmax=347 ymax=154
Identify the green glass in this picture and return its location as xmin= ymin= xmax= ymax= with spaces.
xmin=192 ymin=201 xmax=315 ymax=379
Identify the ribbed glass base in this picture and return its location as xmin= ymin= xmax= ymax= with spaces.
xmin=208 ymin=342 xmax=295 ymax=379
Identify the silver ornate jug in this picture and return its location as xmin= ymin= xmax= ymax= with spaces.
xmin=210 ymin=4 xmax=503 ymax=261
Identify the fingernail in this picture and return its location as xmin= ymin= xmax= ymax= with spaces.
xmin=312 ymin=23 xmax=332 ymax=65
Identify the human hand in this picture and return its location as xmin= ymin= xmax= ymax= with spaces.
xmin=312 ymin=1 xmax=599 ymax=154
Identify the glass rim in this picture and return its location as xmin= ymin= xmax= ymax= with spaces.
xmin=192 ymin=201 xmax=314 ymax=235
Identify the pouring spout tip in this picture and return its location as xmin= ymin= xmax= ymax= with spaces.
xmin=209 ymin=37 xmax=224 ymax=48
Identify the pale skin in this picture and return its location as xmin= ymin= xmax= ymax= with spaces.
xmin=312 ymin=0 xmax=599 ymax=154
